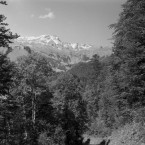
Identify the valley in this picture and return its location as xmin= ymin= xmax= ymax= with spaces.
xmin=3 ymin=35 xmax=112 ymax=72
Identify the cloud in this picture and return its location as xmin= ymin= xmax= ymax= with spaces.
xmin=39 ymin=12 xmax=55 ymax=19
xmin=39 ymin=9 xmax=55 ymax=19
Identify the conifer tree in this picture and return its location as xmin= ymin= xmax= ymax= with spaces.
xmin=51 ymin=73 xmax=88 ymax=145
xmin=0 ymin=1 xmax=19 ymax=144
xmin=110 ymin=0 xmax=145 ymax=109
xmin=0 ymin=0 xmax=18 ymax=54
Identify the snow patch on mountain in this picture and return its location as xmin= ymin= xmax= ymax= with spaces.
xmin=12 ymin=34 xmax=112 ymax=72
xmin=71 ymin=43 xmax=78 ymax=49
xmin=17 ymin=35 xmax=93 ymax=51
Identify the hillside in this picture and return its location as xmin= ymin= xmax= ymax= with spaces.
xmin=0 ymin=35 xmax=112 ymax=72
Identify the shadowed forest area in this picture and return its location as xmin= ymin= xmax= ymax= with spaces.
xmin=1 ymin=0 xmax=145 ymax=145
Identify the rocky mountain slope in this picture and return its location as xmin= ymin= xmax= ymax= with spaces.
xmin=0 ymin=35 xmax=112 ymax=72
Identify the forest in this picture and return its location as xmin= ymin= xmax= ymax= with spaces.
xmin=0 ymin=0 xmax=145 ymax=145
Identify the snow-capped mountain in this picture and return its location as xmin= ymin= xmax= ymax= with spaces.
xmin=18 ymin=35 xmax=62 ymax=45
xmin=2 ymin=35 xmax=112 ymax=72
xmin=17 ymin=35 xmax=93 ymax=51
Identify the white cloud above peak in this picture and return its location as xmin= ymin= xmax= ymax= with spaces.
xmin=39 ymin=9 xmax=55 ymax=19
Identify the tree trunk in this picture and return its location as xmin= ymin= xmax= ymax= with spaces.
xmin=31 ymin=91 xmax=38 ymax=145
xmin=22 ymin=97 xmax=28 ymax=140
xmin=32 ymin=92 xmax=36 ymax=125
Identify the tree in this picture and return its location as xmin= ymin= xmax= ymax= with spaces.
xmin=0 ymin=1 xmax=18 ymax=55
xmin=0 ymin=1 xmax=19 ymax=144
xmin=13 ymin=52 xmax=55 ymax=145
xmin=69 ymin=54 xmax=101 ymax=85
xmin=51 ymin=73 xmax=88 ymax=145
xmin=110 ymin=0 xmax=145 ymax=107
xmin=0 ymin=0 xmax=18 ymax=95
xmin=109 ymin=0 xmax=145 ymax=126
xmin=81 ymin=54 xmax=102 ymax=125
xmin=0 ymin=53 xmax=16 ymax=96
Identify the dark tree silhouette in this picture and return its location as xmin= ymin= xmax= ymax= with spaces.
xmin=0 ymin=0 xmax=18 ymax=55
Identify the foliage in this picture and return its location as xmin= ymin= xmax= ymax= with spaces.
xmin=1 ymin=0 xmax=145 ymax=144
xmin=87 ymin=0 xmax=145 ymax=138
xmin=69 ymin=54 xmax=101 ymax=85
xmin=11 ymin=52 xmax=55 ymax=144
xmin=100 ymin=0 xmax=145 ymax=142
xmin=0 ymin=53 xmax=16 ymax=95
xmin=0 ymin=1 xmax=20 ymax=144
xmin=0 ymin=95 xmax=20 ymax=145
xmin=109 ymin=122 xmax=145 ymax=145
xmin=51 ymin=73 xmax=88 ymax=145
xmin=0 ymin=1 xmax=18 ymax=53
xmin=110 ymin=0 xmax=145 ymax=108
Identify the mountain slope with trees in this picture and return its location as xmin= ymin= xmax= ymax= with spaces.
xmin=1 ymin=0 xmax=145 ymax=145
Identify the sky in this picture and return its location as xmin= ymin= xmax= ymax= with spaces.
xmin=1 ymin=0 xmax=126 ymax=47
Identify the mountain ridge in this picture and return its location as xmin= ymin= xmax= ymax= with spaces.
xmin=17 ymin=35 xmax=93 ymax=51
xmin=1 ymin=34 xmax=112 ymax=72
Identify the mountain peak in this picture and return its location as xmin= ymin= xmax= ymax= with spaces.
xmin=17 ymin=34 xmax=93 ymax=51
xmin=7 ymin=34 xmax=112 ymax=72
xmin=17 ymin=35 xmax=61 ymax=45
